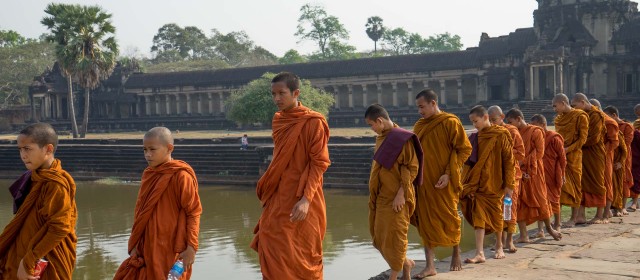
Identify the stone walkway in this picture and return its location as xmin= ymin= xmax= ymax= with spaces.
xmin=370 ymin=212 xmax=640 ymax=279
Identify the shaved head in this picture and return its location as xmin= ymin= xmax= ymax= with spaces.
xmin=635 ymin=104 xmax=640 ymax=116
xmin=589 ymin=98 xmax=602 ymax=109
xmin=531 ymin=114 xmax=547 ymax=125
xmin=487 ymin=105 xmax=505 ymax=125
xmin=552 ymin=93 xmax=571 ymax=114
xmin=571 ymin=93 xmax=591 ymax=110
xmin=144 ymin=127 xmax=174 ymax=145
xmin=552 ymin=94 xmax=569 ymax=105
xmin=19 ymin=123 xmax=58 ymax=153
xmin=487 ymin=105 xmax=503 ymax=116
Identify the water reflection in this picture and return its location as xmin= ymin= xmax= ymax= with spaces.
xmin=0 ymin=181 xmax=475 ymax=279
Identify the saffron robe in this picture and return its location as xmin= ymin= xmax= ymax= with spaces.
xmin=460 ymin=125 xmax=515 ymax=234
xmin=618 ymin=121 xmax=635 ymax=199
xmin=517 ymin=125 xmax=552 ymax=225
xmin=581 ymin=107 xmax=607 ymax=207
xmin=631 ymin=119 xmax=640 ymax=196
xmin=0 ymin=159 xmax=77 ymax=280
xmin=250 ymin=103 xmax=331 ymax=280
xmin=369 ymin=126 xmax=421 ymax=271
xmin=542 ymin=130 xmax=566 ymax=214
xmin=612 ymin=131 xmax=628 ymax=209
xmin=412 ymin=112 xmax=472 ymax=247
xmin=114 ymin=160 xmax=202 ymax=280
xmin=554 ymin=109 xmax=589 ymax=207
xmin=502 ymin=124 xmax=525 ymax=234
xmin=603 ymin=114 xmax=620 ymax=202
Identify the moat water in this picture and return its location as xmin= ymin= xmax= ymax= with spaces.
xmin=0 ymin=180 xmax=476 ymax=279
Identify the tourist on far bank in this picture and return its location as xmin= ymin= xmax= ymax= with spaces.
xmin=114 ymin=127 xmax=202 ymax=280
xmin=460 ymin=105 xmax=515 ymax=263
xmin=250 ymin=72 xmax=330 ymax=280
xmin=603 ymin=106 xmax=635 ymax=216
xmin=365 ymin=104 xmax=422 ymax=280
xmin=411 ymin=89 xmax=471 ymax=277
xmin=0 ymin=123 xmax=78 ymax=279
xmin=241 ymin=134 xmax=249 ymax=150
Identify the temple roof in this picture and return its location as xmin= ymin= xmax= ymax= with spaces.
xmin=476 ymin=28 xmax=538 ymax=60
xmin=612 ymin=14 xmax=640 ymax=43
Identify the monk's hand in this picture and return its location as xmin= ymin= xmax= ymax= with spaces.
xmin=17 ymin=259 xmax=37 ymax=280
xmin=523 ymin=173 xmax=531 ymax=179
xmin=179 ymin=245 xmax=197 ymax=270
xmin=393 ymin=187 xmax=406 ymax=212
xmin=290 ymin=196 xmax=310 ymax=222
xmin=435 ymin=174 xmax=450 ymax=189
xmin=505 ymin=188 xmax=514 ymax=198
xmin=615 ymin=162 xmax=623 ymax=170
xmin=563 ymin=176 xmax=566 ymax=184
xmin=129 ymin=247 xmax=138 ymax=258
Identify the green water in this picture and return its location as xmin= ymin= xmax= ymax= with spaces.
xmin=0 ymin=181 xmax=476 ymax=279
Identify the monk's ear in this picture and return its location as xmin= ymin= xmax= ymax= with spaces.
xmin=167 ymin=143 xmax=175 ymax=153
xmin=292 ymin=89 xmax=300 ymax=99
xmin=45 ymin=144 xmax=54 ymax=155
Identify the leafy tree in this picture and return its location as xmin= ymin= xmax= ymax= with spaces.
xmin=0 ymin=29 xmax=28 ymax=47
xmin=295 ymin=4 xmax=349 ymax=59
xmin=143 ymin=59 xmax=229 ymax=73
xmin=382 ymin=29 xmax=463 ymax=55
xmin=424 ymin=32 xmax=463 ymax=52
xmin=365 ymin=16 xmax=385 ymax=53
xmin=279 ymin=49 xmax=307 ymax=64
xmin=226 ymin=72 xmax=334 ymax=126
xmin=42 ymin=3 xmax=119 ymax=138
xmin=151 ymin=24 xmax=211 ymax=62
xmin=308 ymin=40 xmax=358 ymax=61
xmin=246 ymin=46 xmax=278 ymax=66
xmin=210 ymin=29 xmax=254 ymax=66
xmin=381 ymin=27 xmax=409 ymax=55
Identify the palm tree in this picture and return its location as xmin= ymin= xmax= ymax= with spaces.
xmin=42 ymin=4 xmax=118 ymax=138
xmin=365 ymin=16 xmax=385 ymax=54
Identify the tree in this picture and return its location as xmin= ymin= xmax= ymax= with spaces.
xmin=295 ymin=4 xmax=349 ymax=59
xmin=365 ymin=16 xmax=385 ymax=53
xmin=0 ymin=29 xmax=28 ymax=47
xmin=151 ymin=24 xmax=211 ymax=62
xmin=382 ymin=29 xmax=463 ymax=55
xmin=210 ymin=29 xmax=254 ymax=66
xmin=279 ymin=49 xmax=307 ymax=64
xmin=424 ymin=32 xmax=463 ymax=52
xmin=226 ymin=72 xmax=334 ymax=126
xmin=42 ymin=3 xmax=119 ymax=138
xmin=381 ymin=27 xmax=409 ymax=55
xmin=308 ymin=39 xmax=358 ymax=62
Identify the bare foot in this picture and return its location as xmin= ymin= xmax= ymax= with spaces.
xmin=554 ymin=224 xmax=561 ymax=233
xmin=622 ymin=209 xmax=629 ymax=216
xmin=412 ymin=266 xmax=436 ymax=279
xmin=563 ymin=220 xmax=576 ymax=228
xmin=515 ymin=237 xmax=531 ymax=243
xmin=530 ymin=231 xmax=545 ymax=239
xmin=402 ymin=259 xmax=415 ymax=280
xmin=494 ymin=248 xmax=506 ymax=259
xmin=548 ymin=229 xmax=562 ymax=241
xmin=587 ymin=217 xmax=605 ymax=224
xmin=450 ymin=250 xmax=462 ymax=271
xmin=605 ymin=209 xmax=613 ymax=219
xmin=505 ymin=241 xmax=517 ymax=253
xmin=575 ymin=218 xmax=587 ymax=225
xmin=464 ymin=253 xmax=486 ymax=264
xmin=627 ymin=206 xmax=637 ymax=212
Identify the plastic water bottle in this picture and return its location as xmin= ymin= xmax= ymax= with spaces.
xmin=167 ymin=259 xmax=184 ymax=280
xmin=503 ymin=196 xmax=512 ymax=221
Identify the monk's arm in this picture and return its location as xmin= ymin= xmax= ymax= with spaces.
xmin=624 ymin=126 xmax=634 ymax=149
xmin=534 ymin=129 xmax=545 ymax=161
xmin=606 ymin=124 xmax=620 ymax=151
xmin=513 ymin=132 xmax=525 ymax=163
xmin=566 ymin=114 xmax=589 ymax=153
xmin=24 ymin=183 xmax=74 ymax=271
xmin=619 ymin=136 xmax=628 ymax=163
xmin=399 ymin=141 xmax=419 ymax=194
xmin=556 ymin=137 xmax=567 ymax=180
xmin=452 ymin=120 xmax=472 ymax=172
xmin=178 ymin=171 xmax=203 ymax=250
xmin=303 ymin=119 xmax=331 ymax=202
xmin=501 ymin=135 xmax=516 ymax=191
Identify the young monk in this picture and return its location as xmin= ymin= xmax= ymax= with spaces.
xmin=604 ymin=106 xmax=635 ymax=215
xmin=0 ymin=123 xmax=77 ymax=280
xmin=590 ymin=99 xmax=619 ymax=222
xmin=250 ymin=72 xmax=330 ymax=280
xmin=411 ymin=89 xmax=471 ymax=277
xmin=460 ymin=105 xmax=515 ymax=263
xmin=488 ymin=105 xmax=525 ymax=252
xmin=571 ymin=93 xmax=607 ymax=224
xmin=629 ymin=104 xmax=640 ymax=212
xmin=530 ymin=114 xmax=566 ymax=232
xmin=552 ymin=93 xmax=588 ymax=227
xmin=365 ymin=104 xmax=422 ymax=280
xmin=505 ymin=109 xmax=561 ymax=242
xmin=114 ymin=127 xmax=202 ymax=279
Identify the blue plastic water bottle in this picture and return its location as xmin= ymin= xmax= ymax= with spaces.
xmin=503 ymin=196 xmax=512 ymax=221
xmin=167 ymin=259 xmax=184 ymax=280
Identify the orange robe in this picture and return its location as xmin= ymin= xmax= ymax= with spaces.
xmin=0 ymin=159 xmax=77 ymax=280
xmin=114 ymin=160 xmax=202 ymax=280
xmin=582 ymin=107 xmax=607 ymax=207
xmin=502 ymin=124 xmax=525 ymax=234
xmin=461 ymin=125 xmax=515 ymax=234
xmin=612 ymin=131 xmax=628 ymax=209
xmin=412 ymin=112 xmax=471 ymax=247
xmin=369 ymin=127 xmax=419 ymax=271
xmin=603 ymin=114 xmax=620 ymax=202
xmin=542 ymin=130 xmax=566 ymax=214
xmin=554 ymin=109 xmax=589 ymax=207
xmin=517 ymin=125 xmax=551 ymax=225
xmin=250 ymin=103 xmax=330 ymax=280
xmin=618 ymin=121 xmax=635 ymax=199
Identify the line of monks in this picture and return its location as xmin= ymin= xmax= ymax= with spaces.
xmin=367 ymin=89 xmax=640 ymax=279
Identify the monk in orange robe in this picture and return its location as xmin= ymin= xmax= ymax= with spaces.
xmin=630 ymin=104 xmax=640 ymax=212
xmin=488 ymin=105 xmax=525 ymax=253
xmin=571 ymin=93 xmax=607 ymax=224
xmin=114 ymin=127 xmax=202 ymax=280
xmin=250 ymin=72 xmax=331 ymax=280
xmin=604 ymin=106 xmax=635 ymax=215
xmin=530 ymin=114 xmax=566 ymax=231
xmin=505 ymin=109 xmax=561 ymax=242
xmin=611 ymin=131 xmax=628 ymax=213
xmin=0 ymin=123 xmax=77 ymax=280
xmin=461 ymin=105 xmax=515 ymax=264
xmin=590 ymin=99 xmax=619 ymax=222
xmin=411 ymin=89 xmax=471 ymax=278
xmin=552 ymin=94 xmax=588 ymax=227
xmin=366 ymin=104 xmax=422 ymax=280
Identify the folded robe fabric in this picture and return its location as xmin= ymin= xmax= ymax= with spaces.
xmin=554 ymin=109 xmax=589 ymax=207
xmin=542 ymin=130 xmax=566 ymax=214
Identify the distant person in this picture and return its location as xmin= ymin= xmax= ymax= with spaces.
xmin=114 ymin=127 xmax=202 ymax=279
xmin=250 ymin=72 xmax=330 ymax=279
xmin=460 ymin=105 xmax=515 ymax=263
xmin=590 ymin=99 xmax=619 ymax=223
xmin=365 ymin=104 xmax=422 ymax=280
xmin=603 ymin=106 xmax=634 ymax=215
xmin=0 ymin=123 xmax=78 ymax=279
xmin=241 ymin=134 xmax=249 ymax=150
xmin=411 ymin=89 xmax=471 ymax=277
xmin=629 ymin=104 xmax=640 ymax=211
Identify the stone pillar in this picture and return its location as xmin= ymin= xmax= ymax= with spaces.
xmin=332 ymin=86 xmax=340 ymax=109
xmin=407 ymin=82 xmax=413 ymax=106
xmin=155 ymin=95 xmax=160 ymax=115
xmin=392 ymin=83 xmax=398 ymax=107
xmin=376 ymin=83 xmax=383 ymax=106
xmin=56 ymin=94 xmax=62 ymax=119
xmin=30 ymin=93 xmax=36 ymax=121
xmin=346 ymin=85 xmax=353 ymax=108
xmin=197 ymin=94 xmax=203 ymax=115
xmin=186 ymin=94 xmax=192 ymax=114
xmin=361 ymin=84 xmax=368 ymax=108
xmin=175 ymin=94 xmax=181 ymax=115
xmin=144 ymin=96 xmax=150 ymax=116
xmin=529 ymin=66 xmax=535 ymax=100
xmin=208 ymin=93 xmax=214 ymax=114
xmin=165 ymin=95 xmax=171 ymax=115
xmin=558 ymin=63 xmax=564 ymax=94
xmin=439 ymin=79 xmax=446 ymax=105
xmin=218 ymin=92 xmax=225 ymax=113
xmin=509 ymin=75 xmax=518 ymax=100
xmin=583 ymin=73 xmax=589 ymax=94
xmin=457 ymin=79 xmax=463 ymax=105
xmin=135 ymin=97 xmax=141 ymax=117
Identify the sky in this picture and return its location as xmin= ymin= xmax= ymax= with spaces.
xmin=0 ymin=0 xmax=539 ymax=58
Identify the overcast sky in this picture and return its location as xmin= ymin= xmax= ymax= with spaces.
xmin=0 ymin=0 xmax=540 ymax=57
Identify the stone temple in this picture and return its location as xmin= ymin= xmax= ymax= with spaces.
xmin=28 ymin=0 xmax=640 ymax=130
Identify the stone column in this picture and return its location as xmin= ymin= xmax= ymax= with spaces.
xmin=376 ymin=83 xmax=383 ymax=106
xmin=175 ymin=94 xmax=181 ymax=115
xmin=30 ymin=93 xmax=36 ymax=121
xmin=56 ymin=94 xmax=62 ymax=119
xmin=186 ymin=94 xmax=192 ymax=114
xmin=197 ymin=94 xmax=203 ymax=115
xmin=135 ymin=97 xmax=141 ymax=117
xmin=155 ymin=95 xmax=160 ymax=115
xmin=332 ymin=86 xmax=340 ymax=109
xmin=392 ymin=83 xmax=398 ymax=107
xmin=439 ymin=79 xmax=447 ymax=105
xmin=208 ymin=93 xmax=214 ymax=114
xmin=218 ymin=92 xmax=225 ymax=113
xmin=144 ymin=96 xmax=151 ymax=116
xmin=165 ymin=95 xmax=171 ymax=115
xmin=361 ymin=84 xmax=368 ymax=108
xmin=558 ymin=63 xmax=564 ymax=94
xmin=346 ymin=85 xmax=353 ymax=108
xmin=457 ymin=79 xmax=463 ymax=105
xmin=529 ymin=66 xmax=535 ymax=100
xmin=407 ymin=82 xmax=413 ymax=106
